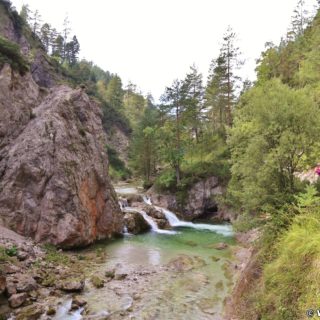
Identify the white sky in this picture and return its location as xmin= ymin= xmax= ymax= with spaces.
xmin=11 ymin=0 xmax=319 ymax=101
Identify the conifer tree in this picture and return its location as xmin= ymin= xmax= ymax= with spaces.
xmin=206 ymin=26 xmax=242 ymax=128
xmin=160 ymin=79 xmax=185 ymax=184
xmin=181 ymin=65 xmax=204 ymax=142
xmin=40 ymin=23 xmax=51 ymax=52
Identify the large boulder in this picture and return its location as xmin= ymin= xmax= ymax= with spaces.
xmin=183 ymin=176 xmax=222 ymax=219
xmin=124 ymin=211 xmax=150 ymax=234
xmin=0 ymin=65 xmax=123 ymax=248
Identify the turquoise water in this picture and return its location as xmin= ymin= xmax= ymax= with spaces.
xmin=78 ymin=226 xmax=235 ymax=320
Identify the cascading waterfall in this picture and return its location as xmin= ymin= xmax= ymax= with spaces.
xmin=144 ymin=197 xmax=233 ymax=237
xmin=123 ymin=207 xmax=177 ymax=235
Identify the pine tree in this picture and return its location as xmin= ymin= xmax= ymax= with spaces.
xmin=30 ymin=9 xmax=42 ymax=35
xmin=160 ymin=79 xmax=185 ymax=184
xmin=290 ymin=0 xmax=310 ymax=38
xmin=181 ymin=64 xmax=204 ymax=142
xmin=220 ymin=26 xmax=242 ymax=126
xmin=105 ymin=76 xmax=124 ymax=110
xmin=20 ymin=4 xmax=31 ymax=24
xmin=52 ymin=34 xmax=64 ymax=59
xmin=62 ymin=15 xmax=71 ymax=60
xmin=49 ymin=28 xmax=58 ymax=55
xmin=70 ymin=35 xmax=80 ymax=65
xmin=206 ymin=55 xmax=229 ymax=129
xmin=206 ymin=26 xmax=242 ymax=128
xmin=40 ymin=23 xmax=51 ymax=52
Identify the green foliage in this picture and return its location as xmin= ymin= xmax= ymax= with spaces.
xmin=0 ymin=36 xmax=29 ymax=74
xmin=227 ymin=79 xmax=320 ymax=213
xmin=294 ymin=185 xmax=320 ymax=209
xmin=5 ymin=245 xmax=17 ymax=257
xmin=106 ymin=145 xmax=131 ymax=181
xmin=154 ymin=168 xmax=177 ymax=192
xmin=42 ymin=243 xmax=70 ymax=265
xmin=0 ymin=246 xmax=11 ymax=262
xmin=259 ymin=207 xmax=320 ymax=319
xmin=232 ymin=213 xmax=263 ymax=233
xmin=129 ymin=102 xmax=159 ymax=183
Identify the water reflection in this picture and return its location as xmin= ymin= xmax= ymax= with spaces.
xmin=148 ymin=248 xmax=161 ymax=265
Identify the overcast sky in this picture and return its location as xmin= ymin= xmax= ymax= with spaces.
xmin=11 ymin=0 xmax=318 ymax=100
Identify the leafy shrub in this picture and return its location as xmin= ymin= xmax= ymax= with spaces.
xmin=154 ymin=168 xmax=177 ymax=192
xmin=0 ymin=36 xmax=29 ymax=74
xmin=260 ymin=208 xmax=320 ymax=319
xmin=5 ymin=245 xmax=17 ymax=257
xmin=106 ymin=145 xmax=131 ymax=181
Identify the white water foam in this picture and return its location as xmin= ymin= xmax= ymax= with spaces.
xmin=143 ymin=198 xmax=233 ymax=237
xmin=124 ymin=207 xmax=177 ymax=235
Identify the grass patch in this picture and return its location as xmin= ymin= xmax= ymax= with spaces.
xmin=0 ymin=36 xmax=29 ymax=75
xmin=42 ymin=243 xmax=70 ymax=265
xmin=259 ymin=210 xmax=320 ymax=319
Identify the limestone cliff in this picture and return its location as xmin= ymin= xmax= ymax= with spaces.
xmin=0 ymin=64 xmax=123 ymax=248
xmin=148 ymin=176 xmax=235 ymax=222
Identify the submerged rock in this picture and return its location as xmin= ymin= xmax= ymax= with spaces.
xmin=213 ymin=242 xmax=229 ymax=250
xmin=167 ymin=254 xmax=206 ymax=272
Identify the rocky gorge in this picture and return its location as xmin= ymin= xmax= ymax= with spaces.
xmin=0 ymin=2 xmax=255 ymax=319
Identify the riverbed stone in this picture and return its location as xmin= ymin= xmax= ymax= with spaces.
xmin=46 ymin=307 xmax=56 ymax=315
xmin=57 ymin=279 xmax=85 ymax=292
xmin=105 ymin=268 xmax=115 ymax=279
xmin=73 ymin=296 xmax=87 ymax=307
xmin=114 ymin=271 xmax=128 ymax=280
xmin=16 ymin=304 xmax=44 ymax=320
xmin=4 ymin=264 xmax=21 ymax=274
xmin=91 ymin=275 xmax=104 ymax=288
xmin=16 ymin=274 xmax=38 ymax=292
xmin=213 ymin=242 xmax=229 ymax=250
xmin=8 ymin=292 xmax=27 ymax=308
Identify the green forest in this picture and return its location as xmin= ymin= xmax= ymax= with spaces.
xmin=1 ymin=0 xmax=320 ymax=318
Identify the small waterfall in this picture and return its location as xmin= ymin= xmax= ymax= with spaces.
xmin=143 ymin=195 xmax=152 ymax=206
xmin=123 ymin=225 xmax=130 ymax=235
xmin=144 ymin=198 xmax=233 ymax=236
xmin=124 ymin=207 xmax=176 ymax=235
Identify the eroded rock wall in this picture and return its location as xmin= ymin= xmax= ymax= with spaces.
xmin=0 ymin=65 xmax=123 ymax=248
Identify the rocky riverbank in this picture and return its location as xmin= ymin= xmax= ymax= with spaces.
xmin=0 ymin=225 xmax=88 ymax=319
xmin=223 ymin=228 xmax=261 ymax=320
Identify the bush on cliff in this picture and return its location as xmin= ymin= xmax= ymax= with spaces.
xmin=0 ymin=36 xmax=29 ymax=74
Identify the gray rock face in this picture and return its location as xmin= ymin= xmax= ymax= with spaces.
xmin=184 ymin=176 xmax=223 ymax=219
xmin=30 ymin=50 xmax=60 ymax=88
xmin=148 ymin=176 xmax=225 ymax=221
xmin=0 ymin=65 xmax=123 ymax=248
